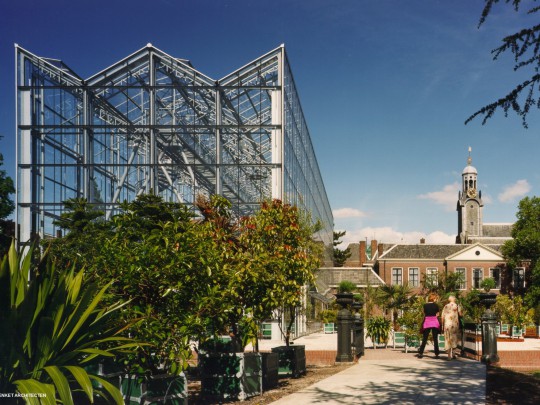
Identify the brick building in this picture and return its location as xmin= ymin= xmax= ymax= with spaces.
xmin=344 ymin=149 xmax=529 ymax=294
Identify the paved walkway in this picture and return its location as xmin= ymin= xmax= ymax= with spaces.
xmin=259 ymin=332 xmax=539 ymax=404
xmin=270 ymin=355 xmax=485 ymax=404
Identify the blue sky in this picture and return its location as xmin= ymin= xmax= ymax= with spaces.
xmin=1 ymin=0 xmax=539 ymax=246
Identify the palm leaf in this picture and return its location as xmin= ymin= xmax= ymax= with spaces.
xmin=67 ymin=269 xmax=84 ymax=305
xmin=58 ymin=282 xmax=110 ymax=351
xmin=90 ymin=375 xmax=124 ymax=405
xmin=3 ymin=242 xmax=139 ymax=405
xmin=64 ymin=365 xmax=93 ymax=400
xmin=14 ymin=379 xmax=56 ymax=405
xmin=44 ymin=365 xmax=74 ymax=405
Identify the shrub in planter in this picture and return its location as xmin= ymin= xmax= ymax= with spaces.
xmin=271 ymin=345 xmax=306 ymax=378
xmin=338 ymin=280 xmax=356 ymax=293
xmin=319 ymin=309 xmax=338 ymax=324
xmin=198 ymin=352 xmax=262 ymax=402
xmin=366 ymin=316 xmax=391 ymax=347
xmin=122 ymin=373 xmax=187 ymax=405
xmin=480 ymin=277 xmax=496 ymax=292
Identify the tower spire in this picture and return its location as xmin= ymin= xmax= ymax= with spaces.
xmin=467 ymin=146 xmax=472 ymax=166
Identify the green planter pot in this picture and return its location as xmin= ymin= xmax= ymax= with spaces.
xmin=271 ymin=345 xmax=306 ymax=378
xmin=199 ymin=352 xmax=262 ymax=402
xmin=261 ymin=352 xmax=279 ymax=391
xmin=121 ymin=373 xmax=187 ymax=405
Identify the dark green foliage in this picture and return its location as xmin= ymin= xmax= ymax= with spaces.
xmin=467 ymin=0 xmax=540 ymax=127
xmin=46 ymin=194 xmax=209 ymax=375
xmin=461 ymin=289 xmax=484 ymax=323
xmin=366 ymin=316 xmax=391 ymax=344
xmin=376 ymin=284 xmax=414 ymax=330
xmin=481 ymin=277 xmax=497 ymax=292
xmin=397 ymin=295 xmax=426 ymax=342
xmin=318 ymin=309 xmax=337 ymax=324
xmin=45 ymin=193 xmax=322 ymax=376
xmin=421 ymin=269 xmax=464 ymax=299
xmin=238 ymin=199 xmax=322 ymax=346
xmin=332 ymin=231 xmax=351 ymax=267
xmin=53 ymin=198 xmax=105 ymax=233
xmin=337 ymin=280 xmax=356 ymax=293
xmin=502 ymin=196 xmax=540 ymax=308
xmin=0 ymin=154 xmax=15 ymax=220
xmin=0 ymin=242 xmax=138 ymax=404
xmin=0 ymin=154 xmax=15 ymax=256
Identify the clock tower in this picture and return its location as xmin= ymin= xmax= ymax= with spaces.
xmin=457 ymin=147 xmax=483 ymax=244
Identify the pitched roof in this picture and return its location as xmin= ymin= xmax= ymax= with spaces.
xmin=379 ymin=244 xmax=468 ymax=260
xmin=482 ymin=223 xmax=513 ymax=238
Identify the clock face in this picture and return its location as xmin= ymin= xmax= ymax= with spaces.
xmin=467 ymin=188 xmax=477 ymax=198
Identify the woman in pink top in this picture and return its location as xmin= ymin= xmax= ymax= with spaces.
xmin=417 ymin=293 xmax=440 ymax=358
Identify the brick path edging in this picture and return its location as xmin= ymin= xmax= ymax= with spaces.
xmin=306 ymin=349 xmax=540 ymax=371
xmin=191 ymin=348 xmax=540 ymax=371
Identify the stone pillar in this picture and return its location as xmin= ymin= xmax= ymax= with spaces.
xmin=481 ymin=309 xmax=499 ymax=363
xmin=336 ymin=308 xmax=353 ymax=362
xmin=353 ymin=311 xmax=364 ymax=359
xmin=479 ymin=292 xmax=499 ymax=364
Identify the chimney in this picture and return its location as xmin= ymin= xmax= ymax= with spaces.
xmin=377 ymin=242 xmax=383 ymax=259
xmin=371 ymin=239 xmax=378 ymax=260
xmin=420 ymin=238 xmax=426 ymax=244
xmin=359 ymin=240 xmax=366 ymax=265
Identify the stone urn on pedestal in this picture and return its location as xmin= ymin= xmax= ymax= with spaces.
xmin=335 ymin=280 xmax=356 ymax=363
xmin=478 ymin=278 xmax=499 ymax=364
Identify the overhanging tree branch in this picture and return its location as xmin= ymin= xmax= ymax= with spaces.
xmin=468 ymin=0 xmax=540 ymax=127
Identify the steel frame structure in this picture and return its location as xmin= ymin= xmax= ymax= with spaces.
xmin=16 ymin=44 xmax=333 ymax=252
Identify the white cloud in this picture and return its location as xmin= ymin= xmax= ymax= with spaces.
xmin=498 ymin=179 xmax=531 ymax=203
xmin=425 ymin=231 xmax=456 ymax=244
xmin=417 ymin=182 xmax=460 ymax=211
xmin=333 ymin=207 xmax=367 ymax=219
xmin=335 ymin=226 xmax=455 ymax=246
xmin=481 ymin=193 xmax=493 ymax=204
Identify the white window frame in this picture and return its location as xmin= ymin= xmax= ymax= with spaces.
xmin=408 ymin=267 xmax=419 ymax=287
xmin=392 ymin=267 xmax=403 ymax=285
xmin=489 ymin=267 xmax=501 ymax=290
xmin=472 ymin=268 xmax=483 ymax=289
xmin=426 ymin=267 xmax=438 ymax=286
xmin=455 ymin=267 xmax=466 ymax=290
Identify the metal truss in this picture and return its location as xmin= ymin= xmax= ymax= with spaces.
xmin=16 ymin=44 xmax=333 ymax=253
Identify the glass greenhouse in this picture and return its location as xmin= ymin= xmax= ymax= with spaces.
xmin=16 ymin=44 xmax=333 ymax=256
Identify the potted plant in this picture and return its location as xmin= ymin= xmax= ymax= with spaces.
xmin=366 ymin=316 xmax=391 ymax=348
xmin=319 ymin=309 xmax=338 ymax=333
xmin=352 ymin=293 xmax=364 ymax=312
xmin=478 ymin=277 xmax=496 ymax=303
xmin=493 ymin=294 xmax=534 ymax=338
xmin=480 ymin=277 xmax=496 ymax=293
xmin=198 ymin=345 xmax=262 ymax=402
xmin=335 ymin=280 xmax=356 ymax=306
xmin=235 ymin=200 xmax=320 ymax=380
xmin=396 ymin=296 xmax=424 ymax=352
xmin=196 ymin=320 xmax=264 ymax=402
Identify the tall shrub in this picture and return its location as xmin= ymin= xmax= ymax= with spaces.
xmin=238 ymin=199 xmax=322 ymax=345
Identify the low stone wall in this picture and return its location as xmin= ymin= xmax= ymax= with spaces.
xmin=193 ymin=347 xmax=540 ymax=371
xmin=305 ymin=350 xmax=338 ymax=366
xmin=493 ymin=350 xmax=540 ymax=372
